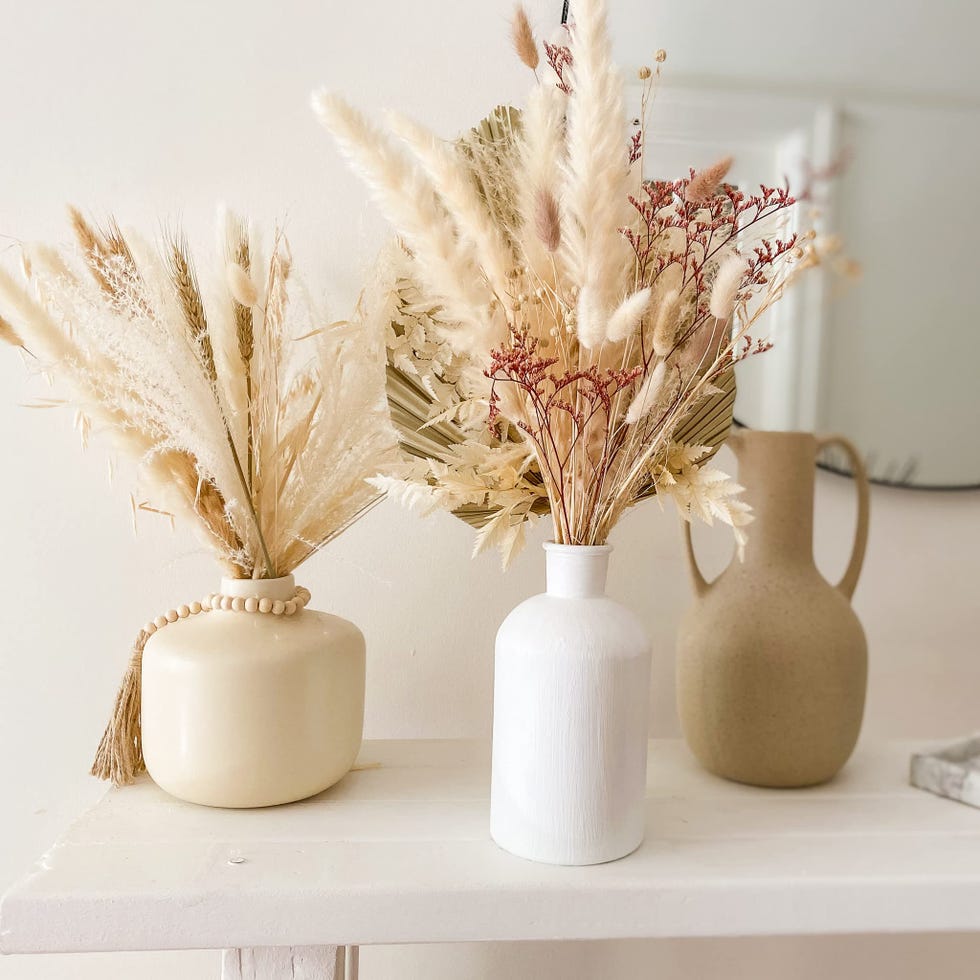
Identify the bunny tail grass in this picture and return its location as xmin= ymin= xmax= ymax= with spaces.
xmin=90 ymin=630 xmax=148 ymax=785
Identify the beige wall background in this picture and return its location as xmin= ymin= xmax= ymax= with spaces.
xmin=1 ymin=1 xmax=978 ymax=977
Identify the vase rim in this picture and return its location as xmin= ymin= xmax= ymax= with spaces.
xmin=543 ymin=541 xmax=613 ymax=555
xmin=220 ymin=573 xmax=297 ymax=601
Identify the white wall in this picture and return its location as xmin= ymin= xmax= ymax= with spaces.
xmin=1 ymin=1 xmax=979 ymax=978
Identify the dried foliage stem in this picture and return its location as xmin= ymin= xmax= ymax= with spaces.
xmin=233 ymin=232 xmax=256 ymax=488
xmin=168 ymin=234 xmax=275 ymax=576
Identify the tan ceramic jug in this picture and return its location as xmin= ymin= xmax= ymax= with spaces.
xmin=677 ymin=430 xmax=870 ymax=787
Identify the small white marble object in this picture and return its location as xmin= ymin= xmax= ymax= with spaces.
xmin=910 ymin=734 xmax=980 ymax=809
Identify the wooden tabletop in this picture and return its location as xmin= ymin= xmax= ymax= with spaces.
xmin=2 ymin=739 xmax=979 ymax=954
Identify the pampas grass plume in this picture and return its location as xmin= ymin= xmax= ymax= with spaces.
xmin=709 ymin=254 xmax=747 ymax=320
xmin=684 ymin=316 xmax=730 ymax=372
xmin=512 ymin=6 xmax=540 ymax=70
xmin=576 ymin=285 xmax=605 ymax=349
xmin=652 ymin=289 xmax=681 ymax=356
xmin=625 ymin=360 xmax=666 ymax=424
xmin=226 ymin=261 xmax=257 ymax=306
xmin=564 ymin=0 xmax=630 ymax=304
xmin=605 ymin=287 xmax=651 ymax=343
xmin=312 ymin=88 xmax=491 ymax=340
xmin=685 ymin=156 xmax=733 ymax=204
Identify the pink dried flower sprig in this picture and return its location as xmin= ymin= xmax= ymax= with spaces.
xmin=543 ymin=40 xmax=573 ymax=93
xmin=627 ymin=130 xmax=643 ymax=167
xmin=488 ymin=338 xmax=642 ymax=426
xmin=486 ymin=330 xmax=646 ymax=540
xmin=625 ymin=175 xmax=797 ymax=282
xmin=734 ymin=335 xmax=775 ymax=362
xmin=624 ymin=175 xmax=799 ymax=355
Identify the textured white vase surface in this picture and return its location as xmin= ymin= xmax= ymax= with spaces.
xmin=490 ymin=544 xmax=652 ymax=865
xmin=141 ymin=574 xmax=365 ymax=808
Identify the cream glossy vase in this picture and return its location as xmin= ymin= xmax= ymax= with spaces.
xmin=141 ymin=575 xmax=365 ymax=808
xmin=490 ymin=544 xmax=651 ymax=865
xmin=677 ymin=431 xmax=870 ymax=787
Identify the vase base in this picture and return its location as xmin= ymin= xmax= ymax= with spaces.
xmin=490 ymin=828 xmax=644 ymax=867
xmin=150 ymin=770 xmax=354 ymax=809
xmin=697 ymin=760 xmax=846 ymax=790
xmin=685 ymin=733 xmax=858 ymax=789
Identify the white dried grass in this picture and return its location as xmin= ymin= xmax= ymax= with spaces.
xmin=0 ymin=209 xmax=398 ymax=578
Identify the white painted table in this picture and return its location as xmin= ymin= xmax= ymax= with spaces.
xmin=2 ymin=740 xmax=979 ymax=978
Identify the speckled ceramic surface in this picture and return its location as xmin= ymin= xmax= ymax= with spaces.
xmin=910 ymin=735 xmax=980 ymax=808
xmin=677 ymin=431 xmax=871 ymax=788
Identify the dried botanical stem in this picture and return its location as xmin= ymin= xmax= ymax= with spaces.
xmin=8 ymin=218 xmax=399 ymax=576
xmin=234 ymin=231 xmax=256 ymax=489
xmin=168 ymin=234 xmax=275 ymax=577
xmin=312 ymin=90 xmax=493 ymax=346
xmin=534 ymin=188 xmax=561 ymax=253
xmin=99 ymin=218 xmax=135 ymax=261
xmin=511 ymin=6 xmax=540 ymax=71
xmin=685 ymin=156 xmax=733 ymax=204
xmin=68 ymin=206 xmax=115 ymax=297
xmin=388 ymin=110 xmax=513 ymax=300
xmin=156 ymin=449 xmax=246 ymax=567
xmin=0 ymin=313 xmax=22 ymax=348
xmin=169 ymin=238 xmax=217 ymax=382
xmin=97 ymin=217 xmax=154 ymax=318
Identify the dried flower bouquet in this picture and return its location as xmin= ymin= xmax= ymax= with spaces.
xmin=0 ymin=209 xmax=397 ymax=781
xmin=0 ymin=209 xmax=395 ymax=577
xmin=317 ymin=0 xmax=829 ymax=563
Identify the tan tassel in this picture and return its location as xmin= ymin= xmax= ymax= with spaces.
xmin=90 ymin=630 xmax=148 ymax=786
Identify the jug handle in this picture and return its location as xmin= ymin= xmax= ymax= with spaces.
xmin=816 ymin=434 xmax=870 ymax=601
xmin=681 ymin=520 xmax=714 ymax=598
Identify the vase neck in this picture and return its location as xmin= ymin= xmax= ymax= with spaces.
xmin=220 ymin=574 xmax=296 ymax=601
xmin=734 ymin=431 xmax=817 ymax=565
xmin=545 ymin=544 xmax=611 ymax=598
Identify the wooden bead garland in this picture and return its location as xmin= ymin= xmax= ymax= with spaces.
xmin=142 ymin=585 xmax=311 ymax=637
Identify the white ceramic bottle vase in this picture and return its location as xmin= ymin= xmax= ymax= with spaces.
xmin=141 ymin=575 xmax=365 ymax=808
xmin=490 ymin=543 xmax=652 ymax=865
